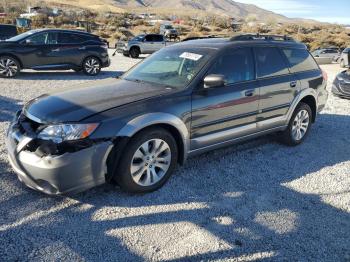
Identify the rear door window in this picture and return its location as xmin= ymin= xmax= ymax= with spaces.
xmin=255 ymin=47 xmax=289 ymax=78
xmin=282 ymin=48 xmax=318 ymax=73
xmin=208 ymin=47 xmax=255 ymax=84
xmin=58 ymin=33 xmax=87 ymax=44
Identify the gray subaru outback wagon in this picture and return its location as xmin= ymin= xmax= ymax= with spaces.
xmin=6 ymin=34 xmax=328 ymax=195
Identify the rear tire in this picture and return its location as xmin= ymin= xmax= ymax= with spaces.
xmin=129 ymin=47 xmax=140 ymax=59
xmin=82 ymin=57 xmax=101 ymax=76
xmin=280 ymin=102 xmax=312 ymax=146
xmin=112 ymin=127 xmax=178 ymax=193
xmin=0 ymin=56 xmax=20 ymax=78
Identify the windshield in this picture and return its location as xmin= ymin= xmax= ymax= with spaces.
xmin=131 ymin=35 xmax=145 ymax=42
xmin=164 ymin=25 xmax=173 ymax=29
xmin=123 ymin=48 xmax=213 ymax=88
xmin=6 ymin=30 xmax=42 ymax=42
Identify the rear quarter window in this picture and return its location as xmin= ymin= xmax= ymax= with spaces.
xmin=282 ymin=48 xmax=318 ymax=73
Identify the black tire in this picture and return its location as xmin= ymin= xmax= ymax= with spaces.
xmin=0 ymin=56 xmax=20 ymax=78
xmin=82 ymin=56 xmax=101 ymax=76
xmin=112 ymin=127 xmax=178 ymax=193
xmin=129 ymin=47 xmax=140 ymax=59
xmin=280 ymin=102 xmax=313 ymax=146
xmin=340 ymin=59 xmax=346 ymax=68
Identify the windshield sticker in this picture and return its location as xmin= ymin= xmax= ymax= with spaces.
xmin=180 ymin=52 xmax=203 ymax=61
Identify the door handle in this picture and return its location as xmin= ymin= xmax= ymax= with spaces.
xmin=290 ymin=81 xmax=297 ymax=88
xmin=52 ymin=48 xmax=60 ymax=52
xmin=78 ymin=46 xmax=86 ymax=50
xmin=245 ymin=90 xmax=255 ymax=97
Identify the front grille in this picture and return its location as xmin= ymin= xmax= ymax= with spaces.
xmin=339 ymin=82 xmax=350 ymax=94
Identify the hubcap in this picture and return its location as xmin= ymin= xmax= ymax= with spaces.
xmin=84 ymin=58 xmax=100 ymax=74
xmin=0 ymin=58 xmax=18 ymax=77
xmin=292 ymin=109 xmax=310 ymax=141
xmin=130 ymin=139 xmax=171 ymax=187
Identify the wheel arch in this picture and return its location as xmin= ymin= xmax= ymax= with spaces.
xmin=117 ymin=113 xmax=190 ymax=164
xmin=299 ymin=95 xmax=317 ymax=122
xmin=0 ymin=53 xmax=23 ymax=68
xmin=129 ymin=45 xmax=141 ymax=53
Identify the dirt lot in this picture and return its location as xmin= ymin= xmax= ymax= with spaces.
xmin=0 ymin=52 xmax=349 ymax=261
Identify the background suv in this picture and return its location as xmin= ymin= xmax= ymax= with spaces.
xmin=6 ymin=34 xmax=328 ymax=195
xmin=0 ymin=29 xmax=110 ymax=78
xmin=339 ymin=47 xmax=350 ymax=68
xmin=0 ymin=24 xmax=17 ymax=40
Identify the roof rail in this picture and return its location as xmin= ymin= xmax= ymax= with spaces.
xmin=230 ymin=33 xmax=295 ymax=42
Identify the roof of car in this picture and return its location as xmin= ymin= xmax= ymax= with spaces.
xmin=172 ymin=35 xmax=306 ymax=50
xmin=31 ymin=28 xmax=97 ymax=36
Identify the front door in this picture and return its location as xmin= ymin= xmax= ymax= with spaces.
xmin=191 ymin=47 xmax=259 ymax=150
xmin=20 ymin=32 xmax=62 ymax=69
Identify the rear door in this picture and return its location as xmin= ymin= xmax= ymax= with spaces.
xmin=56 ymin=32 xmax=90 ymax=66
xmin=191 ymin=47 xmax=259 ymax=149
xmin=254 ymin=46 xmax=298 ymax=130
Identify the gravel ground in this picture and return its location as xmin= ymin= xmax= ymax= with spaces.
xmin=0 ymin=52 xmax=349 ymax=261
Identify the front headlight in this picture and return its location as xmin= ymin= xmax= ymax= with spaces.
xmin=38 ymin=123 xmax=99 ymax=143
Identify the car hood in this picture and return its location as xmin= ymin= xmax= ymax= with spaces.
xmin=24 ymin=78 xmax=174 ymax=123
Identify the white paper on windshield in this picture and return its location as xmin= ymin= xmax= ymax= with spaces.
xmin=179 ymin=52 xmax=203 ymax=61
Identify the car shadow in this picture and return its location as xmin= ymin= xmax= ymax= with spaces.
xmin=0 ymin=95 xmax=22 ymax=122
xmin=13 ymin=70 xmax=124 ymax=81
xmin=0 ymin=113 xmax=349 ymax=261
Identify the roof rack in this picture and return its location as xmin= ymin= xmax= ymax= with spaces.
xmin=230 ymin=34 xmax=295 ymax=42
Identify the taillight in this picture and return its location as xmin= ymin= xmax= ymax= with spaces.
xmin=322 ymin=69 xmax=328 ymax=82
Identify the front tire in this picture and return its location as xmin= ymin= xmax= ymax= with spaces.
xmin=280 ymin=102 xmax=312 ymax=146
xmin=0 ymin=56 xmax=20 ymax=78
xmin=113 ymin=127 xmax=178 ymax=193
xmin=129 ymin=47 xmax=140 ymax=59
xmin=82 ymin=57 xmax=101 ymax=76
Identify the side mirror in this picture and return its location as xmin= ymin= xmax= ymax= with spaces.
xmin=204 ymin=74 xmax=225 ymax=89
xmin=25 ymin=39 xmax=32 ymax=45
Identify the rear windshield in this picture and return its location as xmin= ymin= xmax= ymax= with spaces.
xmin=0 ymin=25 xmax=17 ymax=35
xmin=282 ymin=48 xmax=318 ymax=73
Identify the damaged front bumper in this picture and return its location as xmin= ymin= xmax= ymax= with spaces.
xmin=5 ymin=113 xmax=113 ymax=195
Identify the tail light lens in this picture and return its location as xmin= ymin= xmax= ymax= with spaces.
xmin=322 ymin=69 xmax=328 ymax=82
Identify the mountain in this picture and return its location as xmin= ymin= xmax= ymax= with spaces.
xmin=111 ymin=0 xmax=292 ymax=22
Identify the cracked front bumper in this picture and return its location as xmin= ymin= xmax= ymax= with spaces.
xmin=6 ymin=124 xmax=113 ymax=195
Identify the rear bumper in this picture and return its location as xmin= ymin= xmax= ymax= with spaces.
xmin=6 ymin=123 xmax=113 ymax=195
xmin=101 ymin=56 xmax=111 ymax=68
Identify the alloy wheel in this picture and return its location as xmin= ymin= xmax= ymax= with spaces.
xmin=84 ymin=58 xmax=100 ymax=75
xmin=0 ymin=58 xmax=18 ymax=77
xmin=292 ymin=109 xmax=310 ymax=141
xmin=130 ymin=139 xmax=172 ymax=187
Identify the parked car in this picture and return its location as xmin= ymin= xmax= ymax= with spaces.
xmin=0 ymin=24 xmax=17 ymax=40
xmin=6 ymin=34 xmax=328 ymax=195
xmin=332 ymin=69 xmax=350 ymax=98
xmin=116 ymin=34 xmax=175 ymax=58
xmin=0 ymin=29 xmax=110 ymax=78
xmin=160 ymin=24 xmax=179 ymax=39
xmin=339 ymin=48 xmax=350 ymax=68
xmin=311 ymin=48 xmax=340 ymax=64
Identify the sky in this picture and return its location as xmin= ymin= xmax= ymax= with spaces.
xmin=235 ymin=0 xmax=350 ymax=24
